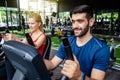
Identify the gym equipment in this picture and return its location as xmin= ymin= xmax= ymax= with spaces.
xmin=2 ymin=40 xmax=51 ymax=80
xmin=60 ymin=38 xmax=74 ymax=80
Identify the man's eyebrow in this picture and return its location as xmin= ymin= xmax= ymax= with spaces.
xmin=72 ymin=19 xmax=83 ymax=21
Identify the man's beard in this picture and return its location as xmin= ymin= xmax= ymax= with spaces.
xmin=73 ymin=23 xmax=89 ymax=37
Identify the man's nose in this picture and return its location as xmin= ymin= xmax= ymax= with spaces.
xmin=73 ymin=21 xmax=79 ymax=27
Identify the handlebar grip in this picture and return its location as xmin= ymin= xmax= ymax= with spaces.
xmin=25 ymin=33 xmax=35 ymax=47
xmin=62 ymin=38 xmax=74 ymax=60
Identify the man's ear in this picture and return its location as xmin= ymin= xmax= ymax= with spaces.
xmin=89 ymin=18 xmax=95 ymax=27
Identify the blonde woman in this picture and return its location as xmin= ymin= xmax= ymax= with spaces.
xmin=4 ymin=12 xmax=46 ymax=56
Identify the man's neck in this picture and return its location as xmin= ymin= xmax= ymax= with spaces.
xmin=76 ymin=34 xmax=92 ymax=46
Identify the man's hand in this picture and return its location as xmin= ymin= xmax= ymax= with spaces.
xmin=61 ymin=56 xmax=82 ymax=80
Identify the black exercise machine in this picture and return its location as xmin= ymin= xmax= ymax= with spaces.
xmin=2 ymin=40 xmax=51 ymax=80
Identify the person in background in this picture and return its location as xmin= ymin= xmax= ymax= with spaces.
xmin=21 ymin=15 xmax=25 ymax=34
xmin=44 ymin=5 xmax=110 ymax=80
xmin=21 ymin=16 xmax=25 ymax=27
xmin=56 ymin=28 xmax=62 ymax=41
xmin=3 ymin=12 xmax=46 ymax=56
xmin=51 ymin=27 xmax=55 ymax=36
xmin=45 ymin=16 xmax=49 ymax=29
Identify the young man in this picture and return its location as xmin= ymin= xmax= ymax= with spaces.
xmin=44 ymin=5 xmax=110 ymax=80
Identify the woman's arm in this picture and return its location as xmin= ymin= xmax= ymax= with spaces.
xmin=2 ymin=33 xmax=23 ymax=42
xmin=34 ymin=34 xmax=46 ymax=49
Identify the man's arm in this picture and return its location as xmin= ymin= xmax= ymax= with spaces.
xmin=85 ymin=68 xmax=105 ymax=80
xmin=61 ymin=56 xmax=106 ymax=80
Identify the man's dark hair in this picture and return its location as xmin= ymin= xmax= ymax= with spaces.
xmin=70 ymin=5 xmax=93 ymax=20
